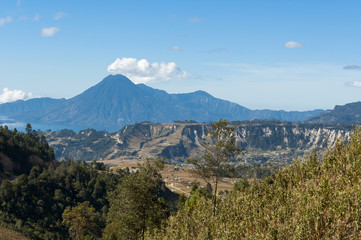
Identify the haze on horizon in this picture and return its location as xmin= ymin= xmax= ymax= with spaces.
xmin=1 ymin=0 xmax=361 ymax=111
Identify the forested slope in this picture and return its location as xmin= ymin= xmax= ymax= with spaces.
xmin=0 ymin=125 xmax=178 ymax=239
xmin=0 ymin=124 xmax=58 ymax=182
xmin=0 ymin=160 xmax=120 ymax=239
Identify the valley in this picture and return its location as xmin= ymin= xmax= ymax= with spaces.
xmin=103 ymin=160 xmax=238 ymax=195
xmin=40 ymin=120 xmax=354 ymax=195
xmin=43 ymin=120 xmax=354 ymax=166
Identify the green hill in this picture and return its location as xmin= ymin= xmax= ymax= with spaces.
xmin=0 ymin=126 xmax=178 ymax=239
xmin=0 ymin=124 xmax=58 ymax=182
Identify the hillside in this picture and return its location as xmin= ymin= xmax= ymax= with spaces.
xmin=43 ymin=121 xmax=354 ymax=166
xmin=0 ymin=124 xmax=58 ymax=182
xmin=0 ymin=121 xmax=360 ymax=239
xmin=150 ymin=127 xmax=361 ymax=239
xmin=2 ymin=75 xmax=322 ymax=131
xmin=307 ymin=101 xmax=361 ymax=124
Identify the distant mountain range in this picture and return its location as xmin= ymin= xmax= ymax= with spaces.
xmin=0 ymin=97 xmax=65 ymax=117
xmin=306 ymin=101 xmax=361 ymax=124
xmin=0 ymin=74 xmax=325 ymax=131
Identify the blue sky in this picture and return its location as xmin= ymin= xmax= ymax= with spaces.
xmin=1 ymin=0 xmax=361 ymax=111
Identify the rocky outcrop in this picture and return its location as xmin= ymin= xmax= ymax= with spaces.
xmin=44 ymin=121 xmax=355 ymax=164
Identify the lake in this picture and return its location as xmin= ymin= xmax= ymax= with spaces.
xmin=0 ymin=116 xmax=85 ymax=132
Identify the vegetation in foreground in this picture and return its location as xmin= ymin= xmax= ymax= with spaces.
xmin=0 ymin=225 xmax=27 ymax=240
xmin=0 ymin=159 xmax=120 ymax=239
xmin=150 ymin=128 xmax=361 ymax=239
xmin=187 ymin=119 xmax=242 ymax=216
xmin=2 ymin=121 xmax=361 ymax=239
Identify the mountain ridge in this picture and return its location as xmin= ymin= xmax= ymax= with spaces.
xmin=1 ymin=74 xmax=323 ymax=131
xmin=43 ymin=121 xmax=354 ymax=165
xmin=306 ymin=101 xmax=361 ymax=124
xmin=0 ymin=97 xmax=65 ymax=117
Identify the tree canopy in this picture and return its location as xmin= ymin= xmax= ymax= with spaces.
xmin=103 ymin=158 xmax=169 ymax=240
xmin=0 ymin=160 xmax=120 ymax=239
xmin=0 ymin=124 xmax=56 ymax=180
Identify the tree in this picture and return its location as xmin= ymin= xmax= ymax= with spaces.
xmin=62 ymin=201 xmax=100 ymax=240
xmin=187 ymin=119 xmax=242 ymax=216
xmin=25 ymin=123 xmax=33 ymax=135
xmin=62 ymin=201 xmax=101 ymax=240
xmin=103 ymin=158 xmax=168 ymax=240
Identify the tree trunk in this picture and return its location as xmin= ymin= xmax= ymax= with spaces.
xmin=141 ymin=209 xmax=146 ymax=240
xmin=213 ymin=180 xmax=218 ymax=216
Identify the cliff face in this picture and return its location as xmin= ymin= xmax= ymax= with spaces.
xmin=234 ymin=123 xmax=352 ymax=150
xmin=44 ymin=121 xmax=354 ymax=165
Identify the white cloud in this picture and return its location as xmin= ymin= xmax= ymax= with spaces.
xmin=169 ymin=45 xmax=183 ymax=51
xmin=107 ymin=57 xmax=189 ymax=84
xmin=284 ymin=41 xmax=303 ymax=48
xmin=0 ymin=16 xmax=12 ymax=27
xmin=33 ymin=13 xmax=40 ymax=21
xmin=54 ymin=11 xmax=67 ymax=20
xmin=346 ymin=81 xmax=361 ymax=88
xmin=41 ymin=27 xmax=59 ymax=37
xmin=20 ymin=13 xmax=40 ymax=21
xmin=0 ymin=88 xmax=33 ymax=104
xmin=16 ymin=0 xmax=21 ymax=6
xmin=188 ymin=17 xmax=203 ymax=23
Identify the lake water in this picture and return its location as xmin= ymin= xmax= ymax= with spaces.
xmin=0 ymin=116 xmax=85 ymax=132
